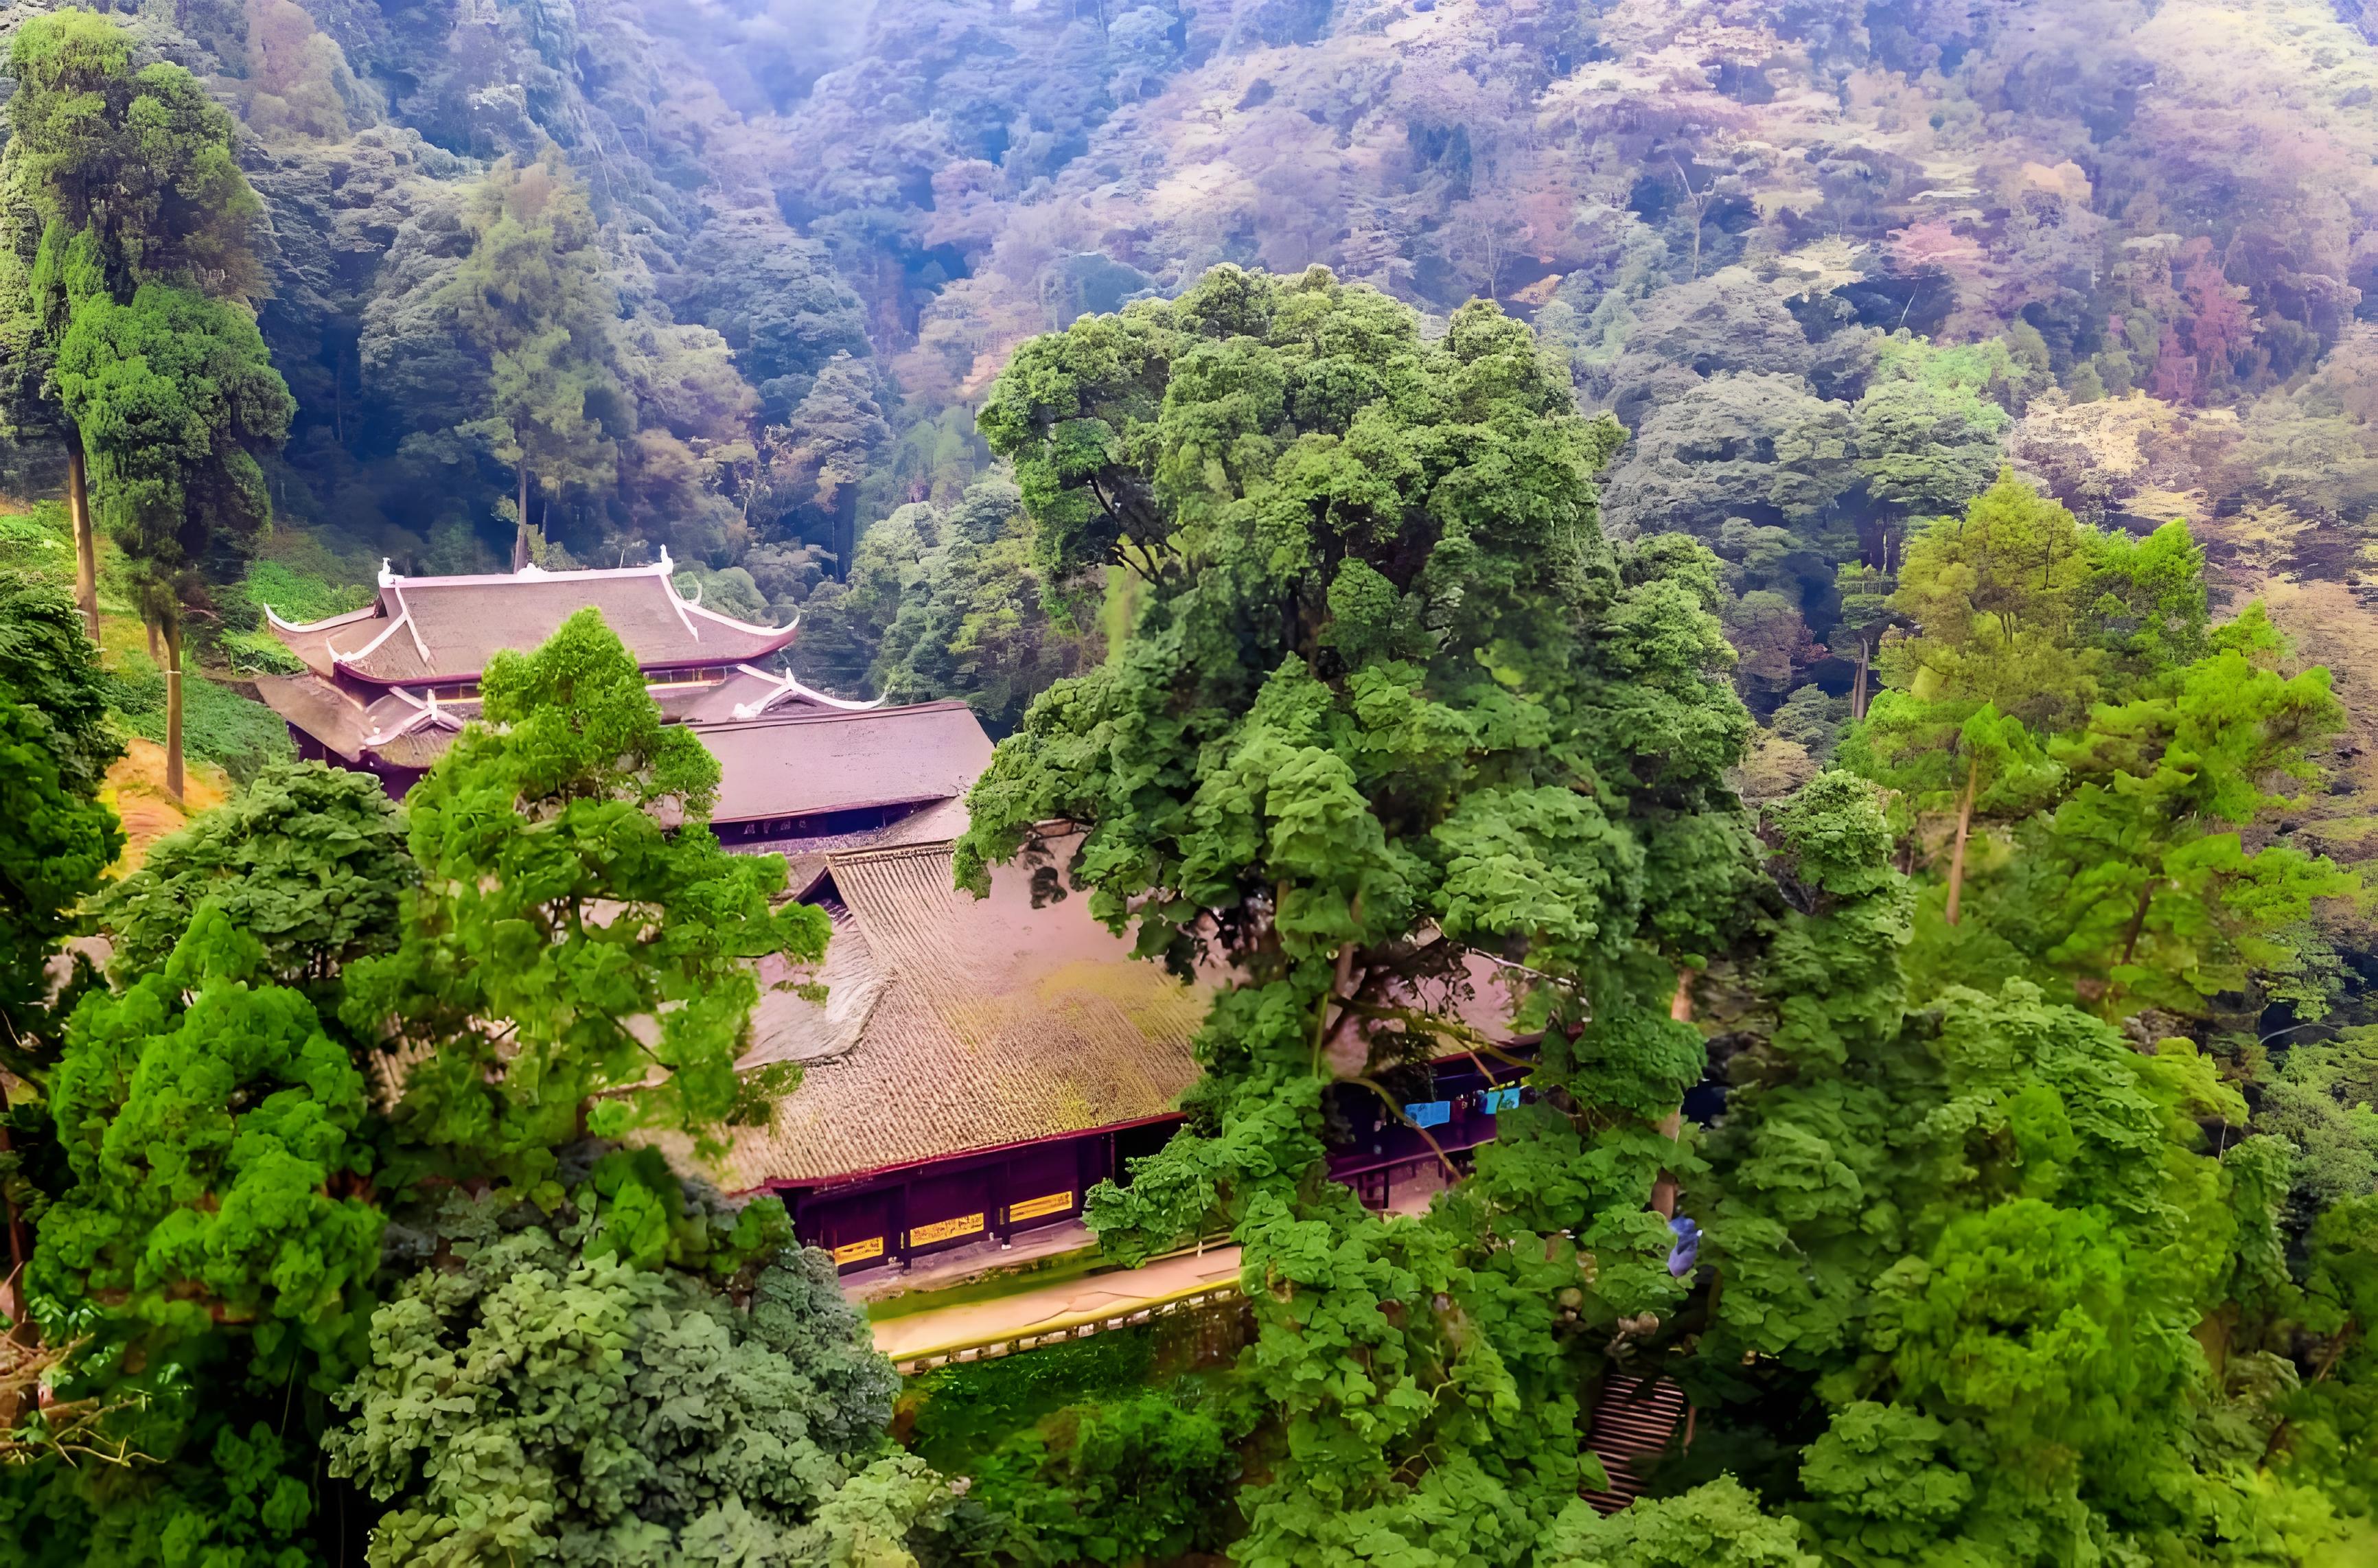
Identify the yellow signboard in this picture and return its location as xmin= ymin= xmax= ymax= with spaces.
xmin=910 ymin=1212 xmax=986 ymax=1247
xmin=1008 ymin=1190 xmax=1075 ymax=1223
xmin=832 ymin=1236 xmax=884 ymax=1265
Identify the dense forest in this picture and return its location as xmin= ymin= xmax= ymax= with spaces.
xmin=8 ymin=0 xmax=2378 ymax=1565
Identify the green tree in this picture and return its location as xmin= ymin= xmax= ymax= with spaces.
xmin=766 ymin=350 xmax=890 ymax=578
xmin=0 ymin=570 xmax=120 ymax=1072
xmin=90 ymin=759 xmax=413 ymax=995
xmin=2015 ymin=606 xmax=2351 ymax=1014
xmin=1601 ymin=373 xmax=1856 ymax=540
xmin=437 ymin=154 xmax=625 ymax=569
xmin=0 ymin=568 xmax=116 ymax=799
xmin=1830 ymin=561 xmax=1897 ymax=720
xmin=326 ymin=1216 xmax=932 ymax=1568
xmin=56 ymin=277 xmax=295 ymax=800
xmin=1847 ymin=697 xmax=2059 ymax=926
xmin=1541 ymin=1476 xmax=1817 ymax=1568
xmin=964 ymin=266 xmax=1755 ymax=1563
xmin=19 ymin=906 xmax=380 ymax=1568
xmin=965 ymin=1390 xmax=1247 ymax=1565
xmin=32 ymin=907 xmax=382 ymax=1373
xmin=0 ymin=9 xmax=265 ymax=643
xmin=794 ymin=477 xmax=1100 ymax=731
xmin=1694 ymin=770 xmax=2348 ymax=1565
xmin=1880 ymin=471 xmax=2101 ymax=730
xmin=1850 ymin=373 xmax=2008 ymax=520
xmin=339 ymin=609 xmax=829 ymax=1201
xmin=0 ymin=569 xmax=121 ymax=1323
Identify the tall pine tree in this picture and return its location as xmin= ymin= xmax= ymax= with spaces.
xmin=0 ymin=10 xmax=264 ymax=645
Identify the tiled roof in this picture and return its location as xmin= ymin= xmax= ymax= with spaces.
xmin=701 ymin=838 xmax=1207 ymax=1190
xmin=690 ymin=702 xmax=996 ymax=827
xmin=252 ymin=675 xmax=465 ymax=765
xmin=253 ymin=673 xmax=372 ymax=759
xmin=263 ymin=557 xmax=797 ymax=684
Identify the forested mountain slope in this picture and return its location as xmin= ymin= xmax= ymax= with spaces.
xmin=2 ymin=1 xmax=2370 ymax=733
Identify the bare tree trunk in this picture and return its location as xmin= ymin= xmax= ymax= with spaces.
xmin=1851 ymin=636 xmax=1871 ymax=720
xmin=513 ymin=467 xmax=531 ymax=572
xmin=66 ymin=435 xmax=99 ymax=643
xmin=1650 ymin=967 xmax=1695 ymax=1219
xmin=163 ymin=615 xmax=185 ymax=803
xmin=1945 ymin=752 xmax=1978 ymax=926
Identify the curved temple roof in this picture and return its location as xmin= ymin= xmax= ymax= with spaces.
xmin=264 ymin=551 xmax=798 ymax=683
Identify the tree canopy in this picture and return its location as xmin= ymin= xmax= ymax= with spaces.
xmin=962 ymin=264 xmax=1757 ymax=1563
xmin=340 ymin=609 xmax=829 ymax=1197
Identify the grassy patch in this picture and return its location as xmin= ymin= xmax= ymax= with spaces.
xmin=104 ymin=651 xmax=294 ymax=785
xmin=235 ymin=558 xmax=375 ymax=625
xmin=0 ymin=500 xmax=72 ymax=584
xmin=901 ymin=1327 xmax=1160 ymax=1475
xmin=209 ymin=557 xmax=376 ymax=674
xmin=900 ymin=1322 xmax=1254 ymax=1564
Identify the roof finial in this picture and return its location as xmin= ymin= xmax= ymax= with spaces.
xmin=378 ymin=557 xmax=396 ymax=588
xmin=657 ymin=543 xmax=674 ymax=575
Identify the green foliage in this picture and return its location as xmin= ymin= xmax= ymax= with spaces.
xmin=2258 ymin=1028 xmax=2378 ymax=1212
xmin=233 ymin=560 xmax=373 ymax=627
xmin=57 ymin=278 xmax=297 ymax=619
xmin=216 ymin=560 xmax=375 ymax=672
xmin=0 ymin=685 xmax=120 ymax=1070
xmin=666 ymin=209 xmax=870 ymax=421
xmin=340 ymin=608 xmax=829 ymax=1197
xmin=793 ymin=476 xmax=1100 ymax=731
xmin=762 ymin=351 xmax=892 ymax=574
xmin=1696 ymin=749 xmax=2362 ymax=1566
xmin=1880 ymin=472 xmax=2105 ymax=728
xmin=967 ymin=1390 xmax=1246 ymax=1565
xmin=1602 ymin=373 xmax=1854 ymax=540
xmin=905 ymin=1326 xmax=1164 ymax=1473
xmin=2011 ymin=616 xmax=2351 ymax=1012
xmin=101 ymin=650 xmax=295 ymax=785
xmin=1541 ymin=1477 xmax=1818 ymax=1568
xmin=1796 ymin=1403 xmax=1973 ymax=1567
xmin=8 ymin=1419 xmax=327 ymax=1568
xmin=967 ymin=266 xmax=1756 ymax=1563
xmin=0 ymin=12 xmax=262 ymax=303
xmin=91 ymin=760 xmax=413 ymax=989
xmin=0 ymin=500 xmax=73 ymax=573
xmin=0 ymin=570 xmax=120 ymax=1063
xmin=439 ymin=154 xmax=623 ymax=533
xmin=31 ymin=906 xmax=382 ymax=1376
xmin=325 ymin=1220 xmax=923 ymax=1567
xmin=1851 ymin=347 xmax=2011 ymax=517
xmin=0 ymin=568 xmax=118 ymax=794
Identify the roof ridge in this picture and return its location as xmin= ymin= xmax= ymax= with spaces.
xmin=682 ymin=598 xmax=801 ymax=638
xmin=330 ymin=606 xmax=415 ymax=668
xmin=262 ymin=600 xmax=384 ymax=634
xmin=688 ymin=697 xmax=975 ymax=730
xmin=385 ymin=560 xmax=681 ymax=590
xmin=831 ymin=838 xmax=959 ymax=868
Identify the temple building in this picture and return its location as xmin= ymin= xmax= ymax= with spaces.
xmin=275 ymin=559 xmax=1525 ymax=1279
xmin=253 ymin=554 xmax=990 ymax=844
xmin=711 ymin=833 xmax=1209 ymax=1271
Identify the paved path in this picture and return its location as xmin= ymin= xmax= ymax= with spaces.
xmin=871 ymin=1244 xmax=1244 ymax=1363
